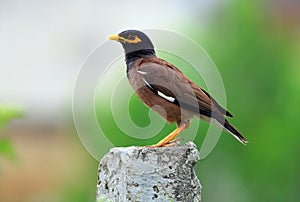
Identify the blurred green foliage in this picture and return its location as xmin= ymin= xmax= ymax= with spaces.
xmin=0 ymin=106 xmax=22 ymax=132
xmin=192 ymin=1 xmax=300 ymax=202
xmin=0 ymin=105 xmax=22 ymax=159
xmin=0 ymin=138 xmax=15 ymax=159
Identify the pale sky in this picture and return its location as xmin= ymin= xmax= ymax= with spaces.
xmin=0 ymin=0 xmax=217 ymax=121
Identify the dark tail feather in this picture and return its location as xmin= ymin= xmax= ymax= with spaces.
xmin=224 ymin=120 xmax=248 ymax=144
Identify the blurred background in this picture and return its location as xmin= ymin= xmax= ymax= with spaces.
xmin=1 ymin=0 xmax=300 ymax=201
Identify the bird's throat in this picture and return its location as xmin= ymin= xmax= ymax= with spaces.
xmin=125 ymin=49 xmax=155 ymax=66
xmin=125 ymin=49 xmax=155 ymax=75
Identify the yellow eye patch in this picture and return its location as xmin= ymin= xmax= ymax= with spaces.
xmin=122 ymin=35 xmax=142 ymax=43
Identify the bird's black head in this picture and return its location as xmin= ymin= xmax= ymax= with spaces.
xmin=109 ymin=30 xmax=155 ymax=63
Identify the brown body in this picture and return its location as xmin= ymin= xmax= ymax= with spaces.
xmin=128 ymin=56 xmax=227 ymax=126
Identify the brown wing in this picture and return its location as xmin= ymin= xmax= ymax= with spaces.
xmin=130 ymin=57 xmax=229 ymax=120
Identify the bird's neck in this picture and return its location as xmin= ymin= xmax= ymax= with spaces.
xmin=125 ymin=49 xmax=155 ymax=66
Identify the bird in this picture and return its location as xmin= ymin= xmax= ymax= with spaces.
xmin=108 ymin=30 xmax=248 ymax=147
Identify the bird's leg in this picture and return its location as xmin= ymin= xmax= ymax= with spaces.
xmin=162 ymin=137 xmax=185 ymax=147
xmin=148 ymin=122 xmax=190 ymax=148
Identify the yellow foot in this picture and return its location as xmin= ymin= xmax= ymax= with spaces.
xmin=147 ymin=123 xmax=189 ymax=148
xmin=147 ymin=140 xmax=178 ymax=148
xmin=157 ymin=137 xmax=184 ymax=147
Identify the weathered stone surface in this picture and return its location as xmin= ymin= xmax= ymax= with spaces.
xmin=97 ymin=142 xmax=201 ymax=202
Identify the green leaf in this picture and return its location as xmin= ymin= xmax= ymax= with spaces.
xmin=0 ymin=138 xmax=16 ymax=159
xmin=0 ymin=105 xmax=23 ymax=132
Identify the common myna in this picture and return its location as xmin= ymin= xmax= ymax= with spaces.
xmin=109 ymin=30 xmax=248 ymax=147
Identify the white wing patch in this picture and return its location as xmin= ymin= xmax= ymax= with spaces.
xmin=142 ymin=78 xmax=175 ymax=103
xmin=137 ymin=70 xmax=147 ymax=75
xmin=157 ymin=90 xmax=175 ymax=102
xmin=142 ymin=78 xmax=154 ymax=90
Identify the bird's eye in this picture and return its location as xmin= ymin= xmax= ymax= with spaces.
xmin=128 ymin=35 xmax=135 ymax=40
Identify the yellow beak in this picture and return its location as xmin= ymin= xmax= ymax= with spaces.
xmin=108 ymin=34 xmax=120 ymax=41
